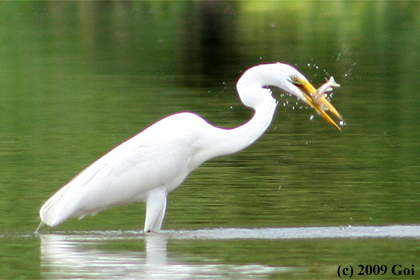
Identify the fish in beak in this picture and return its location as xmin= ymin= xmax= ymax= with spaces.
xmin=293 ymin=76 xmax=344 ymax=130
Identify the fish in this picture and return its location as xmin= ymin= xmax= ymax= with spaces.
xmin=313 ymin=76 xmax=342 ymax=120
xmin=314 ymin=76 xmax=340 ymax=101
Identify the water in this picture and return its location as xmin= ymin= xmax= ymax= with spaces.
xmin=1 ymin=1 xmax=420 ymax=279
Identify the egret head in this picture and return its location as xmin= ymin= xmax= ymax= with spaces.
xmin=237 ymin=62 xmax=343 ymax=130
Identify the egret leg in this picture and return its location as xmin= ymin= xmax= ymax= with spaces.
xmin=34 ymin=221 xmax=44 ymax=234
xmin=144 ymin=187 xmax=167 ymax=233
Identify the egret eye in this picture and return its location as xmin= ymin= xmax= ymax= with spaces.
xmin=290 ymin=75 xmax=299 ymax=84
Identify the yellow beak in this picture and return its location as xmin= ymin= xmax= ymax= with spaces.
xmin=295 ymin=78 xmax=343 ymax=130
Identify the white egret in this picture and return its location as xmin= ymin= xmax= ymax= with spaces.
xmin=38 ymin=62 xmax=343 ymax=233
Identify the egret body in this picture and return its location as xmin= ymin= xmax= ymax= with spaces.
xmin=39 ymin=63 xmax=342 ymax=232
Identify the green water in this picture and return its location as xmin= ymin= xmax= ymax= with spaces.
xmin=1 ymin=1 xmax=420 ymax=279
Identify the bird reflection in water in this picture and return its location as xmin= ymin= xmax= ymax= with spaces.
xmin=40 ymin=232 xmax=290 ymax=279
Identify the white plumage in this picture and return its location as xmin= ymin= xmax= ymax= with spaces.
xmin=39 ymin=63 xmax=342 ymax=232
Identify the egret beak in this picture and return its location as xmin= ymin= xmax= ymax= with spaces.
xmin=293 ymin=77 xmax=343 ymax=130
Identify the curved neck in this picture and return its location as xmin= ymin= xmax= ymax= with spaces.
xmin=217 ymin=98 xmax=278 ymax=156
xmin=193 ymin=89 xmax=278 ymax=167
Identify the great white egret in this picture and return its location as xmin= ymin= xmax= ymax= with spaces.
xmin=38 ymin=62 xmax=343 ymax=233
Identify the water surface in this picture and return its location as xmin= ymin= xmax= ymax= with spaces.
xmin=1 ymin=1 xmax=420 ymax=279
xmin=37 ymin=226 xmax=420 ymax=279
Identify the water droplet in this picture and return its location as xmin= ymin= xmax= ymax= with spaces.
xmin=310 ymin=115 xmax=314 ymax=120
xmin=339 ymin=120 xmax=346 ymax=126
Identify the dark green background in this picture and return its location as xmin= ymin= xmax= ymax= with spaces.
xmin=0 ymin=1 xmax=419 ymax=279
